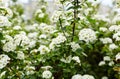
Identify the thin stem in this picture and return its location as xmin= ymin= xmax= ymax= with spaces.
xmin=71 ymin=0 xmax=78 ymax=42
xmin=59 ymin=17 xmax=68 ymax=41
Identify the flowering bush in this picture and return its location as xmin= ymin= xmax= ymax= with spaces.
xmin=0 ymin=0 xmax=120 ymax=79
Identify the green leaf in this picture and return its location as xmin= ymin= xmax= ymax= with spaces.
xmin=0 ymin=33 xmax=3 ymax=40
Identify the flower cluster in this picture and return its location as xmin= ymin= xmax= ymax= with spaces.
xmin=0 ymin=54 xmax=10 ymax=69
xmin=78 ymin=28 xmax=97 ymax=43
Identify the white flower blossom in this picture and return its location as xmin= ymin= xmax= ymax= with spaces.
xmin=108 ymin=61 xmax=114 ymax=66
xmin=100 ymin=38 xmax=112 ymax=44
xmin=115 ymin=53 xmax=120 ymax=61
xmin=28 ymin=32 xmax=38 ymax=40
xmin=113 ymin=32 xmax=120 ymax=41
xmin=51 ymin=11 xmax=63 ymax=23
xmin=49 ymin=42 xmax=55 ymax=50
xmin=99 ymin=27 xmax=108 ymax=32
xmin=13 ymin=25 xmax=22 ymax=30
xmin=0 ymin=54 xmax=10 ymax=69
xmin=60 ymin=55 xmax=72 ymax=63
xmin=3 ymin=41 xmax=16 ymax=52
xmin=101 ymin=76 xmax=108 ymax=79
xmin=39 ymin=34 xmax=47 ymax=39
xmin=42 ymin=70 xmax=52 ymax=79
xmin=14 ymin=33 xmax=30 ymax=47
xmin=98 ymin=61 xmax=106 ymax=66
xmin=41 ymin=25 xmax=55 ymax=34
xmin=112 ymin=14 xmax=120 ymax=24
xmin=71 ymin=74 xmax=82 ymax=79
xmin=109 ymin=43 xmax=118 ymax=50
xmin=4 ymin=35 xmax=13 ymax=42
xmin=82 ymin=74 xmax=95 ymax=79
xmin=70 ymin=42 xmax=81 ymax=52
xmin=24 ymin=66 xmax=35 ymax=75
xmin=17 ymin=51 xmax=25 ymax=60
xmin=72 ymin=56 xmax=81 ymax=64
xmin=38 ymin=45 xmax=50 ymax=54
xmin=24 ymin=25 xmax=37 ymax=31
xmin=0 ymin=16 xmax=11 ymax=27
xmin=38 ymin=13 xmax=45 ymax=18
xmin=28 ymin=41 xmax=36 ymax=48
xmin=109 ymin=25 xmax=120 ymax=32
xmin=103 ymin=56 xmax=111 ymax=61
xmin=52 ymin=34 xmax=66 ymax=45
xmin=38 ymin=23 xmax=47 ymax=30
xmin=1 ymin=7 xmax=13 ymax=18
xmin=78 ymin=28 xmax=97 ymax=43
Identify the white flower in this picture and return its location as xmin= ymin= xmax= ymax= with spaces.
xmin=4 ymin=35 xmax=13 ymax=42
xmin=98 ymin=61 xmax=105 ymax=66
xmin=113 ymin=32 xmax=120 ymax=41
xmin=84 ymin=8 xmax=93 ymax=16
xmin=108 ymin=61 xmax=114 ymax=66
xmin=60 ymin=55 xmax=72 ymax=63
xmin=72 ymin=56 xmax=81 ymax=64
xmin=14 ymin=34 xmax=30 ymax=47
xmin=103 ymin=56 xmax=111 ymax=61
xmin=49 ymin=42 xmax=55 ymax=50
xmin=101 ymin=76 xmax=108 ymax=79
xmin=112 ymin=14 xmax=120 ymax=24
xmin=38 ymin=13 xmax=45 ymax=18
xmin=52 ymin=34 xmax=66 ymax=45
xmin=71 ymin=74 xmax=82 ymax=79
xmin=41 ymin=25 xmax=55 ymax=34
xmin=38 ymin=23 xmax=47 ymax=30
xmin=99 ymin=27 xmax=108 ymax=32
xmin=100 ymin=38 xmax=112 ymax=44
xmin=78 ymin=28 xmax=97 ymax=43
xmin=1 ymin=7 xmax=13 ymax=18
xmin=24 ymin=25 xmax=37 ymax=31
xmin=115 ymin=53 xmax=120 ymax=61
xmin=28 ymin=41 xmax=36 ymax=48
xmin=13 ymin=25 xmax=22 ymax=30
xmin=38 ymin=45 xmax=50 ymax=54
xmin=54 ymin=0 xmax=62 ymax=7
xmin=51 ymin=11 xmax=63 ymax=23
xmin=109 ymin=25 xmax=120 ymax=32
xmin=0 ymin=16 xmax=11 ymax=27
xmin=82 ymin=74 xmax=95 ymax=79
xmin=39 ymin=34 xmax=47 ymax=39
xmin=109 ymin=43 xmax=118 ymax=50
xmin=35 ymin=9 xmax=44 ymax=18
xmin=42 ymin=70 xmax=52 ymax=79
xmin=3 ymin=41 xmax=16 ymax=52
xmin=28 ymin=32 xmax=38 ymax=40
xmin=0 ymin=54 xmax=10 ymax=69
xmin=70 ymin=42 xmax=81 ymax=52
xmin=17 ymin=51 xmax=25 ymax=60
xmin=30 ymin=49 xmax=38 ymax=54
xmin=24 ymin=66 xmax=35 ymax=75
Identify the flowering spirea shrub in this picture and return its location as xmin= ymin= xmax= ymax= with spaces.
xmin=0 ymin=0 xmax=120 ymax=79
